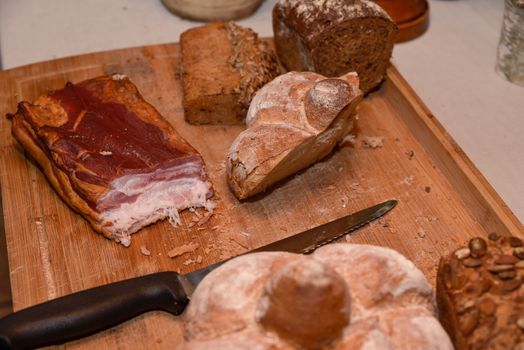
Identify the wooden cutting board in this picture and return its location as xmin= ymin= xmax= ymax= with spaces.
xmin=0 ymin=43 xmax=522 ymax=349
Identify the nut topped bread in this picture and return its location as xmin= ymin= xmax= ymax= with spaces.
xmin=273 ymin=0 xmax=397 ymax=94
xmin=181 ymin=22 xmax=280 ymax=125
xmin=436 ymin=234 xmax=524 ymax=349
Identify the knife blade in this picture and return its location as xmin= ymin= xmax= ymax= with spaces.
xmin=0 ymin=199 xmax=397 ymax=350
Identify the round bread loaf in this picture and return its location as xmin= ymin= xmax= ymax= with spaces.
xmin=272 ymin=0 xmax=398 ymax=94
xmin=181 ymin=243 xmax=454 ymax=349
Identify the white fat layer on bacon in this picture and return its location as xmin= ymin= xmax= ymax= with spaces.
xmin=98 ymin=165 xmax=213 ymax=246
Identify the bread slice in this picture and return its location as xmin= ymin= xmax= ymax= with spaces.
xmin=181 ymin=22 xmax=279 ymax=125
xmin=272 ymin=0 xmax=397 ymax=94
xmin=10 ymin=74 xmax=213 ymax=246
xmin=226 ymin=71 xmax=362 ymax=200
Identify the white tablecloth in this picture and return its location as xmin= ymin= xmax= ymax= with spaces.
xmin=1 ymin=0 xmax=523 ymax=222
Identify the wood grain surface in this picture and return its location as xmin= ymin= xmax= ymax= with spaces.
xmin=0 ymin=43 xmax=522 ymax=349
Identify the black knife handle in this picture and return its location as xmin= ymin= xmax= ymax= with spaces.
xmin=0 ymin=271 xmax=189 ymax=350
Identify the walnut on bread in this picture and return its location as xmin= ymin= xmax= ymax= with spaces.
xmin=226 ymin=71 xmax=362 ymax=200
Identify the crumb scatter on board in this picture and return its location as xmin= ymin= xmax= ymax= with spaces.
xmin=167 ymin=242 xmax=199 ymax=258
xmin=140 ymin=245 xmax=151 ymax=256
xmin=400 ymin=175 xmax=415 ymax=185
xmin=377 ymin=218 xmax=389 ymax=228
xmin=339 ymin=133 xmax=357 ymax=146
xmin=362 ymin=136 xmax=384 ymax=148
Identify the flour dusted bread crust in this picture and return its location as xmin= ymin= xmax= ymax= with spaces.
xmin=10 ymin=74 xmax=213 ymax=246
xmin=273 ymin=0 xmax=397 ymax=94
xmin=181 ymin=22 xmax=279 ymax=124
xmin=436 ymin=235 xmax=524 ymax=349
xmin=181 ymin=243 xmax=454 ymax=349
xmin=226 ymin=71 xmax=362 ymax=200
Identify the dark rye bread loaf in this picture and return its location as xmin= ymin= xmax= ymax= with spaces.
xmin=181 ymin=22 xmax=279 ymax=125
xmin=436 ymin=234 xmax=524 ymax=349
xmin=272 ymin=0 xmax=397 ymax=94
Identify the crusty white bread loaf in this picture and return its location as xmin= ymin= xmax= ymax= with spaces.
xmin=226 ymin=71 xmax=362 ymax=200
xmin=272 ymin=0 xmax=397 ymax=94
xmin=181 ymin=243 xmax=454 ymax=349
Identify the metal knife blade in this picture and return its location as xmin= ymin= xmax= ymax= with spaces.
xmin=0 ymin=199 xmax=397 ymax=350
xmin=179 ymin=199 xmax=397 ymax=296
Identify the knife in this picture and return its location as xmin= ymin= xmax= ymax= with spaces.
xmin=0 ymin=199 xmax=397 ymax=350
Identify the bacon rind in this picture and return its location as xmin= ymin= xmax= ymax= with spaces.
xmin=11 ymin=74 xmax=213 ymax=245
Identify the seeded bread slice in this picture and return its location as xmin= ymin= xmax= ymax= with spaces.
xmin=436 ymin=234 xmax=524 ymax=349
xmin=181 ymin=22 xmax=279 ymax=125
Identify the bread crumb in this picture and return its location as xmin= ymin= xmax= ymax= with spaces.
xmin=349 ymin=181 xmax=365 ymax=194
xmin=140 ymin=245 xmax=151 ymax=256
xmin=339 ymin=133 xmax=357 ymax=146
xmin=99 ymin=151 xmax=112 ymax=156
xmin=417 ymin=228 xmax=426 ymax=238
xmin=168 ymin=242 xmax=199 ymax=258
xmin=112 ymin=74 xmax=127 ymax=80
xmin=197 ymin=214 xmax=212 ymax=226
xmin=189 ymin=207 xmax=203 ymax=218
xmin=377 ymin=218 xmax=389 ymax=228
xmin=196 ymin=255 xmax=203 ymax=264
xmin=400 ymin=176 xmax=415 ymax=185
xmin=214 ymin=160 xmax=226 ymax=171
xmin=229 ymin=236 xmax=249 ymax=249
xmin=405 ymin=150 xmax=414 ymax=159
xmin=362 ymin=136 xmax=384 ymax=148
xmin=183 ymin=259 xmax=196 ymax=266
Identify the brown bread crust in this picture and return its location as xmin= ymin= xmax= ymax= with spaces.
xmin=272 ymin=0 xmax=397 ymax=94
xmin=226 ymin=71 xmax=362 ymax=200
xmin=436 ymin=235 xmax=524 ymax=349
xmin=181 ymin=22 xmax=279 ymax=125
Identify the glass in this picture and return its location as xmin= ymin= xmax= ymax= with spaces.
xmin=496 ymin=0 xmax=524 ymax=86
